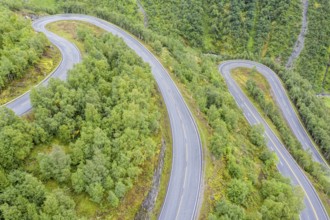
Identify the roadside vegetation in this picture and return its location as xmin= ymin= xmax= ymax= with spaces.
xmin=267 ymin=62 xmax=330 ymax=163
xmin=47 ymin=20 xmax=105 ymax=54
xmin=0 ymin=45 xmax=61 ymax=105
xmin=0 ymin=6 xmax=51 ymax=103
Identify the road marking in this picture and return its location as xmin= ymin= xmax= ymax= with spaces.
xmin=175 ymin=128 xmax=189 ymax=220
xmin=172 ymin=104 xmax=190 ymax=219
xmin=185 ymin=143 xmax=189 ymax=164
xmin=279 ymin=159 xmax=283 ymax=166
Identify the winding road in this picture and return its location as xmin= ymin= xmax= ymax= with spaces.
xmin=4 ymin=15 xmax=203 ymax=220
xmin=220 ymin=60 xmax=329 ymax=220
xmin=2 ymin=13 xmax=329 ymax=220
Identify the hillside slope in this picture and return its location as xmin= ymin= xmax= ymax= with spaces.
xmin=141 ymin=0 xmax=301 ymax=63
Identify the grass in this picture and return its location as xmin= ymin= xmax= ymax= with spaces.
xmin=42 ymin=20 xmax=173 ymax=219
xmin=0 ymin=45 xmax=61 ymax=106
xmin=231 ymin=67 xmax=330 ymax=215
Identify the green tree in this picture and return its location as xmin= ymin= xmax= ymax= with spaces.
xmin=226 ymin=179 xmax=251 ymax=206
xmin=41 ymin=189 xmax=77 ymax=220
xmin=0 ymin=171 xmax=46 ymax=219
xmin=87 ymin=183 xmax=104 ymax=204
xmin=38 ymin=147 xmax=71 ymax=183
xmin=249 ymin=125 xmax=265 ymax=147
xmin=71 ymin=168 xmax=84 ymax=194
xmin=107 ymin=191 xmax=119 ymax=207
xmin=211 ymin=200 xmax=245 ymax=219
xmin=261 ymin=179 xmax=304 ymax=219
xmin=115 ymin=181 xmax=127 ymax=199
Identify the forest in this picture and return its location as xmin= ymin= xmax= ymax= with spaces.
xmin=0 ymin=0 xmax=329 ymax=219
xmin=141 ymin=0 xmax=301 ymax=63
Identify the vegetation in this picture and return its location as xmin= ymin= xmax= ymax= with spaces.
xmin=1 ymin=0 xmax=58 ymax=14
xmin=46 ymin=20 xmax=105 ymax=53
xmin=49 ymin=20 xmax=176 ymax=219
xmin=0 ymin=6 xmax=49 ymax=94
xmin=0 ymin=44 xmax=61 ymax=105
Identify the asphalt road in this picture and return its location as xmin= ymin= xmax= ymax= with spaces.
xmin=5 ymin=15 xmax=203 ymax=220
xmin=220 ymin=60 xmax=329 ymax=220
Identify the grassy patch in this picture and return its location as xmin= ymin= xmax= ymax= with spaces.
xmin=74 ymin=194 xmax=99 ymax=217
xmin=200 ymin=155 xmax=224 ymax=219
xmin=0 ymin=45 xmax=61 ymax=105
